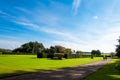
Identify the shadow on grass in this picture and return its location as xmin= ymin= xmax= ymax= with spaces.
xmin=0 ymin=69 xmax=47 ymax=79
xmin=84 ymin=59 xmax=120 ymax=80
xmin=0 ymin=70 xmax=30 ymax=79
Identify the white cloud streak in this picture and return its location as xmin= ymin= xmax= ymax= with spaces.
xmin=14 ymin=19 xmax=82 ymax=44
xmin=12 ymin=18 xmax=119 ymax=53
xmin=0 ymin=10 xmax=9 ymax=15
xmin=15 ymin=7 xmax=31 ymax=14
xmin=0 ymin=10 xmax=16 ymax=19
xmin=14 ymin=21 xmax=40 ymax=29
xmin=0 ymin=40 xmax=22 ymax=49
xmin=72 ymin=0 xmax=81 ymax=15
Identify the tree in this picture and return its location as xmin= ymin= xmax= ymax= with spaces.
xmin=91 ymin=50 xmax=96 ymax=56
xmin=91 ymin=50 xmax=101 ymax=56
xmin=96 ymin=50 xmax=101 ymax=56
xmin=55 ymin=45 xmax=66 ymax=53
xmin=64 ymin=48 xmax=72 ymax=54
xmin=49 ymin=46 xmax=56 ymax=54
xmin=110 ymin=52 xmax=115 ymax=58
xmin=76 ymin=50 xmax=83 ymax=58
xmin=13 ymin=41 xmax=45 ymax=53
xmin=0 ymin=48 xmax=12 ymax=54
xmin=116 ymin=37 xmax=120 ymax=57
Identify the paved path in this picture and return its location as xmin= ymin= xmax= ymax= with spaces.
xmin=0 ymin=59 xmax=111 ymax=80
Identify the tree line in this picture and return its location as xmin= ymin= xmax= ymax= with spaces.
xmin=12 ymin=41 xmax=72 ymax=54
xmin=1 ymin=39 xmax=120 ymax=58
xmin=0 ymin=41 xmax=103 ymax=58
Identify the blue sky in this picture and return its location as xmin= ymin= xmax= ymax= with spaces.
xmin=0 ymin=0 xmax=120 ymax=53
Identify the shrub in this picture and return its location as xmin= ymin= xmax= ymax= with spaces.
xmin=54 ymin=53 xmax=64 ymax=60
xmin=37 ymin=53 xmax=43 ymax=58
xmin=42 ymin=53 xmax=48 ymax=58
xmin=64 ymin=54 xmax=68 ymax=59
xmin=0 ymin=52 xmax=2 ymax=55
xmin=47 ymin=54 xmax=54 ymax=59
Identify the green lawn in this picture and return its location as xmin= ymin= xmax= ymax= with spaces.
xmin=84 ymin=59 xmax=120 ymax=80
xmin=0 ymin=55 xmax=102 ymax=78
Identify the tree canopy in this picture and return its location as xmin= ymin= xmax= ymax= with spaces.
xmin=116 ymin=37 xmax=120 ymax=57
xmin=91 ymin=50 xmax=101 ymax=56
xmin=13 ymin=41 xmax=45 ymax=53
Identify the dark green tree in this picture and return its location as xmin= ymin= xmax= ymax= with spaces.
xmin=116 ymin=37 xmax=120 ymax=57
xmin=49 ymin=46 xmax=56 ymax=54
xmin=91 ymin=50 xmax=96 ymax=55
xmin=13 ymin=41 xmax=44 ymax=53
xmin=96 ymin=50 xmax=101 ymax=56
xmin=91 ymin=50 xmax=101 ymax=56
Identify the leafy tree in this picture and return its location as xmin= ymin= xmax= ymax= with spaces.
xmin=110 ymin=52 xmax=115 ymax=58
xmin=91 ymin=50 xmax=101 ymax=56
xmin=64 ymin=48 xmax=72 ymax=54
xmin=91 ymin=50 xmax=96 ymax=56
xmin=76 ymin=51 xmax=82 ymax=54
xmin=76 ymin=50 xmax=83 ymax=58
xmin=116 ymin=37 xmax=120 ymax=57
xmin=49 ymin=46 xmax=56 ymax=54
xmin=96 ymin=50 xmax=101 ymax=56
xmin=44 ymin=48 xmax=50 ymax=54
xmin=13 ymin=41 xmax=45 ymax=53
xmin=55 ymin=45 xmax=65 ymax=53
xmin=0 ymin=48 xmax=12 ymax=54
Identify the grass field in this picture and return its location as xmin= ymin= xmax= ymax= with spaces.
xmin=0 ymin=55 xmax=102 ymax=78
xmin=84 ymin=59 xmax=120 ymax=80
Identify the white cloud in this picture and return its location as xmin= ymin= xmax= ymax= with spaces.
xmin=52 ymin=39 xmax=116 ymax=53
xmin=0 ymin=40 xmax=22 ymax=49
xmin=42 ymin=28 xmax=81 ymax=42
xmin=14 ymin=21 xmax=40 ymax=29
xmin=13 ymin=18 xmax=82 ymax=44
xmin=15 ymin=7 xmax=31 ymax=14
xmin=72 ymin=0 xmax=81 ymax=15
xmin=52 ymin=40 xmax=100 ymax=52
xmin=13 ymin=19 xmax=118 ymax=53
xmin=0 ymin=10 xmax=9 ymax=15
xmin=0 ymin=10 xmax=16 ymax=19
xmin=93 ymin=16 xmax=98 ymax=19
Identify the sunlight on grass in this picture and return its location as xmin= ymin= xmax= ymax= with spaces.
xmin=0 ymin=55 xmax=102 ymax=78
xmin=108 ymin=75 xmax=120 ymax=79
xmin=84 ymin=59 xmax=120 ymax=80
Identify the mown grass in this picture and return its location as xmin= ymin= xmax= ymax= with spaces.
xmin=84 ymin=59 xmax=120 ymax=80
xmin=0 ymin=55 xmax=102 ymax=78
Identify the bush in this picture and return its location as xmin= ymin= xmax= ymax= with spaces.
xmin=54 ymin=53 xmax=64 ymax=60
xmin=2 ymin=51 xmax=12 ymax=54
xmin=42 ymin=53 xmax=48 ymax=58
xmin=0 ymin=52 xmax=2 ymax=55
xmin=47 ymin=54 xmax=54 ymax=59
xmin=37 ymin=53 xmax=43 ymax=58
xmin=64 ymin=54 xmax=68 ymax=59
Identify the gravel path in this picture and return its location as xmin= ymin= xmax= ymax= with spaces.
xmin=0 ymin=59 xmax=111 ymax=80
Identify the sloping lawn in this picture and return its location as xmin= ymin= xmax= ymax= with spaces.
xmin=0 ymin=55 xmax=102 ymax=78
xmin=84 ymin=59 xmax=120 ymax=80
